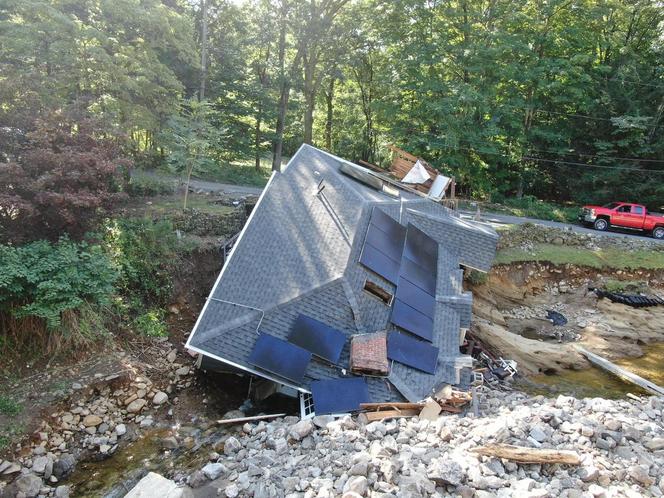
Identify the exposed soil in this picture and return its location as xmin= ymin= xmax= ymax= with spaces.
xmin=468 ymin=262 xmax=664 ymax=377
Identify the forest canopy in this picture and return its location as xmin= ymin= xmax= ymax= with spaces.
xmin=1 ymin=0 xmax=663 ymax=207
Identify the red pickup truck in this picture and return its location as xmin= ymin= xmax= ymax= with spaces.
xmin=579 ymin=202 xmax=664 ymax=239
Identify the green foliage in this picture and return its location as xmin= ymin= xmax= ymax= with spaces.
xmin=128 ymin=175 xmax=175 ymax=197
xmin=0 ymin=395 xmax=21 ymax=416
xmin=0 ymin=239 xmax=117 ymax=329
xmin=105 ymin=218 xmax=179 ymax=307
xmin=481 ymin=195 xmax=579 ymax=223
xmin=465 ymin=270 xmax=488 ymax=286
xmin=133 ymin=309 xmax=168 ymax=338
xmin=495 ymin=244 xmax=664 ymax=270
xmin=603 ymin=280 xmax=647 ymax=294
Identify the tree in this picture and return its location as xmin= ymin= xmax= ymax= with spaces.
xmin=0 ymin=112 xmax=130 ymax=244
xmin=161 ymin=99 xmax=223 ymax=210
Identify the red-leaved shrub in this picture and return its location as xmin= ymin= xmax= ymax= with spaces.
xmin=0 ymin=113 xmax=131 ymax=244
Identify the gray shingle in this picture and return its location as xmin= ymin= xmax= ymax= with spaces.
xmin=187 ymin=144 xmax=497 ymax=403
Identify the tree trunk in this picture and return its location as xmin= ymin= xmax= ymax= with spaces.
xmin=199 ymin=0 xmax=208 ymax=101
xmin=254 ymin=103 xmax=262 ymax=170
xmin=183 ymin=159 xmax=194 ymax=210
xmin=324 ymin=77 xmax=334 ymax=150
xmin=272 ymin=0 xmax=289 ymax=171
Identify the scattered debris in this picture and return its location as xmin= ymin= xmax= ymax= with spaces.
xmin=591 ymin=288 xmax=664 ymax=308
xmin=215 ymin=413 xmax=287 ymax=426
xmin=546 ymin=309 xmax=568 ymax=326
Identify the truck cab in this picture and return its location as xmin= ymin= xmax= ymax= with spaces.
xmin=579 ymin=202 xmax=664 ymax=239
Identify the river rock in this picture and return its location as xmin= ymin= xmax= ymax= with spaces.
xmin=223 ymin=436 xmax=241 ymax=455
xmin=645 ymin=438 xmax=664 ymax=451
xmin=83 ymin=415 xmax=103 ymax=427
xmin=8 ymin=473 xmax=42 ymax=498
xmin=115 ymin=424 xmax=127 ymax=436
xmin=53 ymin=454 xmax=76 ymax=479
xmin=202 ymin=462 xmax=226 ymax=480
xmin=127 ymin=398 xmax=147 ymax=413
xmin=289 ymin=420 xmax=314 ymax=441
xmin=153 ymin=391 xmax=168 ymax=405
xmin=427 ymin=459 xmax=464 ymax=487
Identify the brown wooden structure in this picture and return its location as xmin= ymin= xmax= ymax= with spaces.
xmin=359 ymin=145 xmax=456 ymax=204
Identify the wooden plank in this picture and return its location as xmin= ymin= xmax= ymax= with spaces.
xmin=471 ymin=444 xmax=581 ymax=465
xmin=360 ymin=402 xmax=424 ymax=410
xmin=575 ymin=346 xmax=664 ymax=396
xmin=358 ymin=159 xmax=385 ymax=173
xmin=215 ymin=413 xmax=286 ymax=425
xmin=439 ymin=404 xmax=462 ymax=414
xmin=364 ymin=409 xmax=419 ymax=421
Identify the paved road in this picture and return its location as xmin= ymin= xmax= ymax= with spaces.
xmin=457 ymin=209 xmax=663 ymax=242
xmin=133 ymin=170 xmax=661 ymax=243
xmin=132 ymin=170 xmax=264 ymax=196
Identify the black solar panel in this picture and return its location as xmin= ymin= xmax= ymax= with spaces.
xmin=359 ymin=242 xmax=400 ymax=284
xmin=365 ymin=224 xmax=405 ymax=262
xmin=403 ymin=224 xmax=438 ymax=270
xmin=387 ymin=331 xmax=438 ymax=374
xmin=359 ymin=208 xmax=406 ymax=284
xmin=395 ymin=277 xmax=435 ymax=318
xmin=390 ymin=299 xmax=434 ymax=341
xmin=311 ymin=377 xmax=370 ymax=415
xmin=370 ymin=207 xmax=404 ymax=236
xmin=400 ymin=257 xmax=436 ymax=295
xmin=288 ymin=314 xmax=346 ymax=364
xmin=247 ymin=334 xmax=311 ymax=383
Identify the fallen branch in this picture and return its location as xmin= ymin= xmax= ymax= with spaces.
xmin=215 ymin=413 xmax=286 ymax=425
xmin=471 ymin=444 xmax=581 ymax=465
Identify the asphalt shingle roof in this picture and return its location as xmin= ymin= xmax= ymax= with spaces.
xmin=187 ymin=144 xmax=498 ymax=403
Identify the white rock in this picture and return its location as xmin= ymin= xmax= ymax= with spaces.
xmin=202 ymin=462 xmax=226 ymax=480
xmin=152 ymin=391 xmax=168 ymax=405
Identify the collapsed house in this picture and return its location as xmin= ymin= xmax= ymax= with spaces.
xmin=185 ymin=144 xmax=498 ymax=416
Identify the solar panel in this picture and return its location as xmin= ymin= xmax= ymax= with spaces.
xmin=387 ymin=331 xmax=438 ymax=374
xmin=359 ymin=208 xmax=407 ymax=283
xmin=395 ymin=277 xmax=435 ymax=318
xmin=288 ymin=314 xmax=346 ymax=364
xmin=390 ymin=299 xmax=434 ymax=341
xmin=359 ymin=244 xmax=400 ymax=284
xmin=403 ymin=224 xmax=438 ymax=270
xmin=365 ymin=224 xmax=405 ymax=262
xmin=311 ymin=377 xmax=370 ymax=415
xmin=248 ymin=334 xmax=311 ymax=383
xmin=370 ymin=208 xmax=404 ymax=236
xmin=399 ymin=257 xmax=436 ymax=295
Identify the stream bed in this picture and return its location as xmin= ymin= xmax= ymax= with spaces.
xmin=524 ymin=342 xmax=664 ymax=399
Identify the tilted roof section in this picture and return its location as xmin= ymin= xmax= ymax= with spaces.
xmin=187 ymin=144 xmax=498 ymax=402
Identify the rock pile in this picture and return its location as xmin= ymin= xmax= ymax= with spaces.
xmin=184 ymin=391 xmax=664 ymax=498
xmin=0 ymin=342 xmax=195 ymax=498
xmin=498 ymin=223 xmax=664 ymax=253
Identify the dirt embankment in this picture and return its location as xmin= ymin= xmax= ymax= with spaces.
xmin=469 ymin=262 xmax=664 ymax=376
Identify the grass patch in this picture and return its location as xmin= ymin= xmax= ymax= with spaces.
xmin=495 ymin=243 xmax=664 ymax=270
xmin=0 ymin=394 xmax=21 ymax=416
xmin=603 ymin=279 xmax=648 ymax=293
xmin=196 ymin=162 xmax=272 ymax=187
xmin=462 ymin=196 xmax=579 ymax=223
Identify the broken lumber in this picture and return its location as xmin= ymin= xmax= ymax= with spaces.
xmin=471 ymin=444 xmax=581 ymax=465
xmin=215 ymin=413 xmax=286 ymax=425
xmin=576 ymin=347 xmax=664 ymax=397
xmin=360 ymin=402 xmax=424 ymax=411
xmin=364 ymin=409 xmax=420 ymax=421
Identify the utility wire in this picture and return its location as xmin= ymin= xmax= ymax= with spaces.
xmin=435 ymin=135 xmax=664 ymax=164
xmin=442 ymin=144 xmax=664 ymax=174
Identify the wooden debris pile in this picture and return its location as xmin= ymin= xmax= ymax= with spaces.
xmin=359 ymin=386 xmax=472 ymax=422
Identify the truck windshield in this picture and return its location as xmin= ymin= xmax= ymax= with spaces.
xmin=602 ymin=202 xmax=620 ymax=209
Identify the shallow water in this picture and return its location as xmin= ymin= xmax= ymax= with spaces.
xmin=525 ymin=342 xmax=664 ymax=399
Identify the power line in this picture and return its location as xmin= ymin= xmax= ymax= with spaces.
xmin=442 ymin=143 xmax=664 ymax=174
xmin=437 ymin=135 xmax=664 ymax=164
xmin=609 ymin=77 xmax=664 ymax=89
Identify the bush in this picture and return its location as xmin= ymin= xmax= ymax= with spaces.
xmin=105 ymin=218 xmax=179 ymax=307
xmin=128 ymin=174 xmax=174 ymax=197
xmin=0 ymin=238 xmax=116 ymax=329
xmin=133 ymin=309 xmax=168 ymax=337
xmin=0 ymin=112 xmax=130 ymax=244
